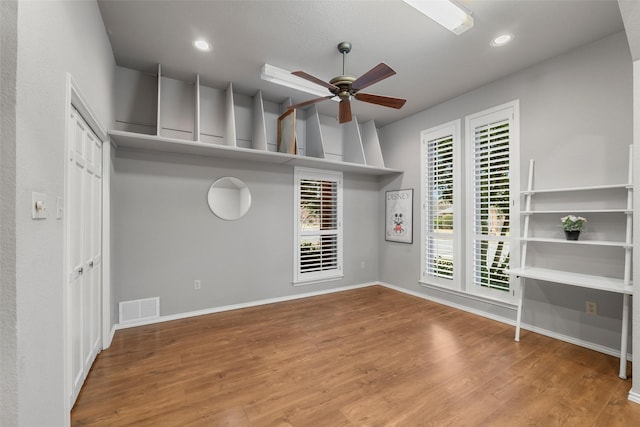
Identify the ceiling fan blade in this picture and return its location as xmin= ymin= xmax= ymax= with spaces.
xmin=355 ymin=92 xmax=406 ymax=109
xmin=288 ymin=95 xmax=334 ymax=110
xmin=339 ymin=99 xmax=352 ymax=124
xmin=351 ymin=63 xmax=396 ymax=92
xmin=292 ymin=71 xmax=338 ymax=91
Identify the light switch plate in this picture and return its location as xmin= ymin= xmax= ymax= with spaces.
xmin=32 ymin=192 xmax=47 ymax=220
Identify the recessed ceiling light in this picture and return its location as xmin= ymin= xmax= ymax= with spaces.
xmin=193 ymin=39 xmax=212 ymax=52
xmin=491 ymin=33 xmax=514 ymax=47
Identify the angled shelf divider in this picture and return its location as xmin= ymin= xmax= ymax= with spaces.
xmin=111 ymin=65 xmax=399 ymax=176
xmin=510 ymin=145 xmax=633 ymax=379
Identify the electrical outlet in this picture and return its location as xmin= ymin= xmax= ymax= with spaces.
xmin=361 ymin=261 xmax=366 ymax=270
xmin=194 ymin=280 xmax=201 ymax=290
xmin=586 ymin=301 xmax=597 ymax=315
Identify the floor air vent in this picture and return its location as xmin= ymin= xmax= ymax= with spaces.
xmin=119 ymin=297 xmax=160 ymax=324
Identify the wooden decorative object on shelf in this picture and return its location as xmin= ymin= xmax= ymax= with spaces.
xmin=277 ymin=109 xmax=296 ymax=154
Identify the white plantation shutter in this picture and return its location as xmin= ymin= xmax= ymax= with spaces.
xmin=468 ymin=103 xmax=518 ymax=296
xmin=424 ymin=132 xmax=455 ymax=280
xmin=294 ymin=168 xmax=343 ymax=283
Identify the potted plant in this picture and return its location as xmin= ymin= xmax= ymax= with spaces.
xmin=561 ymin=215 xmax=587 ymax=240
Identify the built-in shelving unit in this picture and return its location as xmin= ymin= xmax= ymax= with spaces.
xmin=509 ymin=146 xmax=633 ymax=379
xmin=111 ymin=65 xmax=401 ymax=176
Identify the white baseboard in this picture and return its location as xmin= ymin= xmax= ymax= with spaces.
xmin=114 ymin=282 xmax=377 ymax=331
xmin=378 ymin=282 xmax=632 ymax=361
xmin=628 ymin=389 xmax=640 ymax=404
xmin=380 ymin=282 xmax=515 ymax=325
xmin=113 ymin=281 xmax=631 ymax=364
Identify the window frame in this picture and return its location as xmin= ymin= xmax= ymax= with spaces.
xmin=420 ymin=120 xmax=462 ymax=289
xmin=293 ymin=167 xmax=343 ymax=285
xmin=465 ymin=100 xmax=520 ymax=303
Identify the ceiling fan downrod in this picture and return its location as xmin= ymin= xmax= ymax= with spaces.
xmin=337 ymin=41 xmax=352 ymax=76
xmin=331 ymin=42 xmax=355 ymax=102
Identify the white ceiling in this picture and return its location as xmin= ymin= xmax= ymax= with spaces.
xmin=97 ymin=0 xmax=626 ymax=127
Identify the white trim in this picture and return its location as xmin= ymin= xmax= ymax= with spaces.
xmin=68 ymin=74 xmax=107 ymax=142
xmin=418 ymin=280 xmax=517 ymax=311
xmin=293 ymin=275 xmax=344 ymax=286
xmin=380 ymin=282 xmax=632 ymax=361
xmin=109 ymin=324 xmax=117 ymax=347
xmin=111 ymin=280 xmax=631 ymax=364
xmin=63 ymin=73 xmax=110 ymax=415
xmin=419 ymin=119 xmax=461 ymax=288
xmin=464 ymin=99 xmax=520 ymax=303
xmin=63 ymin=72 xmax=72 ymax=427
xmin=293 ymin=167 xmax=343 ymax=284
xmin=101 ymin=142 xmax=112 ymax=349
xmin=628 ymin=390 xmax=640 ymax=404
xmin=115 ymin=282 xmax=375 ymax=330
xmin=384 ymin=282 xmax=516 ymax=323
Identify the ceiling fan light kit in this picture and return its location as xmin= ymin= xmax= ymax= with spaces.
xmin=287 ymin=42 xmax=407 ymax=124
xmin=403 ymin=0 xmax=474 ymax=35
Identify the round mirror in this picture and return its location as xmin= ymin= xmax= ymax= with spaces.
xmin=207 ymin=177 xmax=252 ymax=220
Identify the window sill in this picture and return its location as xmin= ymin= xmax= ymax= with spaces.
xmin=294 ymin=275 xmax=344 ymax=287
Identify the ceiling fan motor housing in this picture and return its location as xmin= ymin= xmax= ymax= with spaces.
xmin=329 ymin=75 xmax=356 ymax=100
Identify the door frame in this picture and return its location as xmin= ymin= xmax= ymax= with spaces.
xmin=63 ymin=73 xmax=110 ymax=415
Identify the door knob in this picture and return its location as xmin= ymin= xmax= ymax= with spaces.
xmin=78 ymin=267 xmax=83 ymax=275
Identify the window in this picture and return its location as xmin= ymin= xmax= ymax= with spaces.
xmin=294 ymin=167 xmax=343 ymax=284
xmin=466 ymin=101 xmax=519 ymax=301
xmin=420 ymin=120 xmax=461 ymax=286
xmin=419 ymin=102 xmax=519 ymax=304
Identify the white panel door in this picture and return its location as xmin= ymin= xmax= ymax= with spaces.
xmin=68 ymin=107 xmax=102 ymax=405
xmin=82 ymin=125 xmax=102 ymax=373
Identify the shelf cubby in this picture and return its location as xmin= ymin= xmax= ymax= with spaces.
xmin=158 ymin=68 xmax=195 ymax=141
xmin=113 ymin=66 xmax=157 ymax=135
xmin=110 ymin=64 xmax=400 ymax=176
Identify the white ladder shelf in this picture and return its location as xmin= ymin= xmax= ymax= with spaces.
xmin=510 ymin=145 xmax=633 ymax=379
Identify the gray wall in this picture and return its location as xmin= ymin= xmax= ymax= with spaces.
xmin=378 ymin=32 xmax=633 ymax=353
xmin=1 ymin=0 xmax=18 ymax=425
xmin=112 ymin=151 xmax=380 ymax=316
xmin=12 ymin=1 xmax=115 ymax=425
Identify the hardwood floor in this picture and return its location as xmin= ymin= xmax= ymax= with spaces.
xmin=71 ymin=286 xmax=640 ymax=426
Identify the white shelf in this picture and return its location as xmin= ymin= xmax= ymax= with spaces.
xmin=519 ymin=237 xmax=630 ymax=248
xmin=508 ymin=267 xmax=632 ymax=294
xmin=522 ymin=183 xmax=631 ymax=195
xmin=515 ymin=150 xmax=633 ymax=379
xmin=109 ymin=130 xmax=402 ymax=176
xmin=113 ymin=65 xmax=398 ymax=175
xmin=521 ymin=209 xmax=631 ymax=215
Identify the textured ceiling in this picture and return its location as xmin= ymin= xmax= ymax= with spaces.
xmin=98 ymin=0 xmax=626 ymax=127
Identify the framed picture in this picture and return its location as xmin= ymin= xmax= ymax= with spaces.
xmin=385 ymin=189 xmax=413 ymax=244
xmin=277 ymin=109 xmax=297 ymax=154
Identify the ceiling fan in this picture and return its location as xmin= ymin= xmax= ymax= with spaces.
xmin=288 ymin=42 xmax=407 ymax=124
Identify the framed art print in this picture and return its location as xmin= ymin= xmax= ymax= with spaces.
xmin=385 ymin=189 xmax=413 ymax=244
